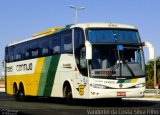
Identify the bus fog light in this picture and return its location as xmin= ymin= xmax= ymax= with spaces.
xmin=135 ymin=83 xmax=145 ymax=88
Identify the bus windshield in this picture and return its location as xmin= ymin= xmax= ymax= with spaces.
xmin=87 ymin=29 xmax=140 ymax=43
xmin=90 ymin=44 xmax=145 ymax=79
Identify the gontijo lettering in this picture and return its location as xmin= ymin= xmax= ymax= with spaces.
xmin=16 ymin=63 xmax=32 ymax=71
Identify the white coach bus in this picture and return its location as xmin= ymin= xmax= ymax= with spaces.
xmin=5 ymin=23 xmax=154 ymax=103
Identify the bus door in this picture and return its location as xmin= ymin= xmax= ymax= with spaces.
xmin=73 ymin=47 xmax=89 ymax=98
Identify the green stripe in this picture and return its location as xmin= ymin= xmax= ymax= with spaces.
xmin=37 ymin=57 xmax=52 ymax=96
xmin=117 ymin=79 xmax=132 ymax=83
xmin=124 ymin=79 xmax=131 ymax=83
xmin=117 ymin=79 xmax=125 ymax=83
xmin=43 ymin=55 xmax=60 ymax=96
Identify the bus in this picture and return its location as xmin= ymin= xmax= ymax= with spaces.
xmin=5 ymin=23 xmax=154 ymax=103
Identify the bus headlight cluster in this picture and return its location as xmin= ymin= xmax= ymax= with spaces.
xmin=135 ymin=83 xmax=145 ymax=88
xmin=90 ymin=84 xmax=107 ymax=89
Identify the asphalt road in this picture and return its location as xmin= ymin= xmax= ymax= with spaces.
xmin=0 ymin=92 xmax=160 ymax=115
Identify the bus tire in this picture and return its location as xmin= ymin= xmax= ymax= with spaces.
xmin=13 ymin=84 xmax=18 ymax=101
xmin=64 ymin=86 xmax=74 ymax=105
xmin=17 ymin=84 xmax=26 ymax=101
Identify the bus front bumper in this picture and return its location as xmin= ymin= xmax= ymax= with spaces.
xmin=89 ymin=87 xmax=145 ymax=99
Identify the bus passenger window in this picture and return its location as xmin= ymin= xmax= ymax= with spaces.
xmin=32 ymin=50 xmax=38 ymax=57
xmin=39 ymin=37 xmax=49 ymax=57
xmin=25 ymin=52 xmax=30 ymax=58
xmin=64 ymin=43 xmax=72 ymax=52
xmin=30 ymin=40 xmax=39 ymax=58
xmin=10 ymin=56 xmax=14 ymax=62
xmin=16 ymin=54 xmax=21 ymax=60
xmin=14 ymin=44 xmax=22 ymax=61
xmin=22 ymin=42 xmax=30 ymax=60
xmin=53 ymin=46 xmax=60 ymax=54
xmin=49 ymin=34 xmax=61 ymax=55
xmin=61 ymin=30 xmax=72 ymax=53
xmin=5 ymin=47 xmax=9 ymax=62
xmin=42 ymin=48 xmax=49 ymax=55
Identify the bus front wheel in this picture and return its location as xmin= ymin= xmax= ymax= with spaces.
xmin=64 ymin=86 xmax=74 ymax=105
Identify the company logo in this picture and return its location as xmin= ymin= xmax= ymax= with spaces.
xmin=119 ymin=84 xmax=123 ymax=88
xmin=16 ymin=63 xmax=32 ymax=71
xmin=76 ymin=85 xmax=86 ymax=96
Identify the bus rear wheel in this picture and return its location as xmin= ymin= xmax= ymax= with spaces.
xmin=64 ymin=86 xmax=74 ymax=105
xmin=13 ymin=84 xmax=18 ymax=100
xmin=17 ymin=85 xmax=26 ymax=101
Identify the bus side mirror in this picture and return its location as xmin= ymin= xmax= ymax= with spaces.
xmin=85 ymin=41 xmax=92 ymax=60
xmin=142 ymin=41 xmax=155 ymax=60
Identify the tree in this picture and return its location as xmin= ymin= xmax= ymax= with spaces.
xmin=156 ymin=57 xmax=160 ymax=84
xmin=146 ymin=60 xmax=154 ymax=88
xmin=146 ymin=56 xmax=160 ymax=89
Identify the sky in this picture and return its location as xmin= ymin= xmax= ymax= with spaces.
xmin=0 ymin=0 xmax=160 ymax=74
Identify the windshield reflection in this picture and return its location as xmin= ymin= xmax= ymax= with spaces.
xmin=90 ymin=44 xmax=145 ymax=79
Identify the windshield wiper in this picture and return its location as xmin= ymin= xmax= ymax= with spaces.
xmin=123 ymin=61 xmax=136 ymax=78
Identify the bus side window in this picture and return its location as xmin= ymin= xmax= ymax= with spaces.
xmin=74 ymin=28 xmax=87 ymax=76
xmin=25 ymin=52 xmax=30 ymax=59
xmin=61 ymin=30 xmax=72 ymax=53
xmin=5 ymin=47 xmax=9 ymax=62
xmin=16 ymin=54 xmax=21 ymax=61
xmin=8 ymin=46 xmax=14 ymax=62
xmin=80 ymin=47 xmax=87 ymax=69
xmin=49 ymin=34 xmax=61 ymax=55
xmin=14 ymin=44 xmax=23 ymax=61
xmin=39 ymin=37 xmax=49 ymax=57
xmin=42 ymin=48 xmax=49 ymax=56
xmin=22 ymin=42 xmax=30 ymax=60
xmin=30 ymin=40 xmax=39 ymax=58
xmin=32 ymin=50 xmax=38 ymax=57
xmin=53 ymin=46 xmax=60 ymax=54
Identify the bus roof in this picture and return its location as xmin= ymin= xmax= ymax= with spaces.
xmin=7 ymin=23 xmax=137 ymax=47
xmin=7 ymin=27 xmax=64 ymax=47
xmin=70 ymin=23 xmax=137 ymax=30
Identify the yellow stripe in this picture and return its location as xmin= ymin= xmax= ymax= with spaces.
xmin=32 ymin=27 xmax=62 ymax=37
xmin=131 ymin=78 xmax=138 ymax=83
xmin=6 ymin=57 xmax=45 ymax=96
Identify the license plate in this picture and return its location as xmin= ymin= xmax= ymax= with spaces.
xmin=117 ymin=92 xmax=126 ymax=96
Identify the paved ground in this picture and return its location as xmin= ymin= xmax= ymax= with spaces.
xmin=0 ymin=92 xmax=160 ymax=115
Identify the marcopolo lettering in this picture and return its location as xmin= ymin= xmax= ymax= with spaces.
xmin=16 ymin=63 xmax=32 ymax=71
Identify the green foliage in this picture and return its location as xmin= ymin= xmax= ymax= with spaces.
xmin=146 ymin=56 xmax=160 ymax=89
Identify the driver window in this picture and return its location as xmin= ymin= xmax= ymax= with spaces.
xmin=80 ymin=47 xmax=87 ymax=69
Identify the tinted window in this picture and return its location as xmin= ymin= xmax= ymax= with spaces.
xmin=74 ymin=28 xmax=87 ymax=76
xmin=74 ymin=28 xmax=85 ymax=49
xmin=22 ymin=42 xmax=30 ymax=59
xmin=87 ymin=29 xmax=140 ymax=43
xmin=49 ymin=34 xmax=61 ymax=55
xmin=6 ymin=30 xmax=74 ymax=62
xmin=5 ymin=47 xmax=9 ymax=62
xmin=8 ymin=46 xmax=14 ymax=62
xmin=39 ymin=37 xmax=49 ymax=56
xmin=61 ymin=30 xmax=72 ymax=53
xmin=30 ymin=40 xmax=39 ymax=58
xmin=14 ymin=44 xmax=23 ymax=61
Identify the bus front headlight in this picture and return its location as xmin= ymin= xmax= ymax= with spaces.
xmin=135 ymin=83 xmax=145 ymax=88
xmin=90 ymin=84 xmax=107 ymax=89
